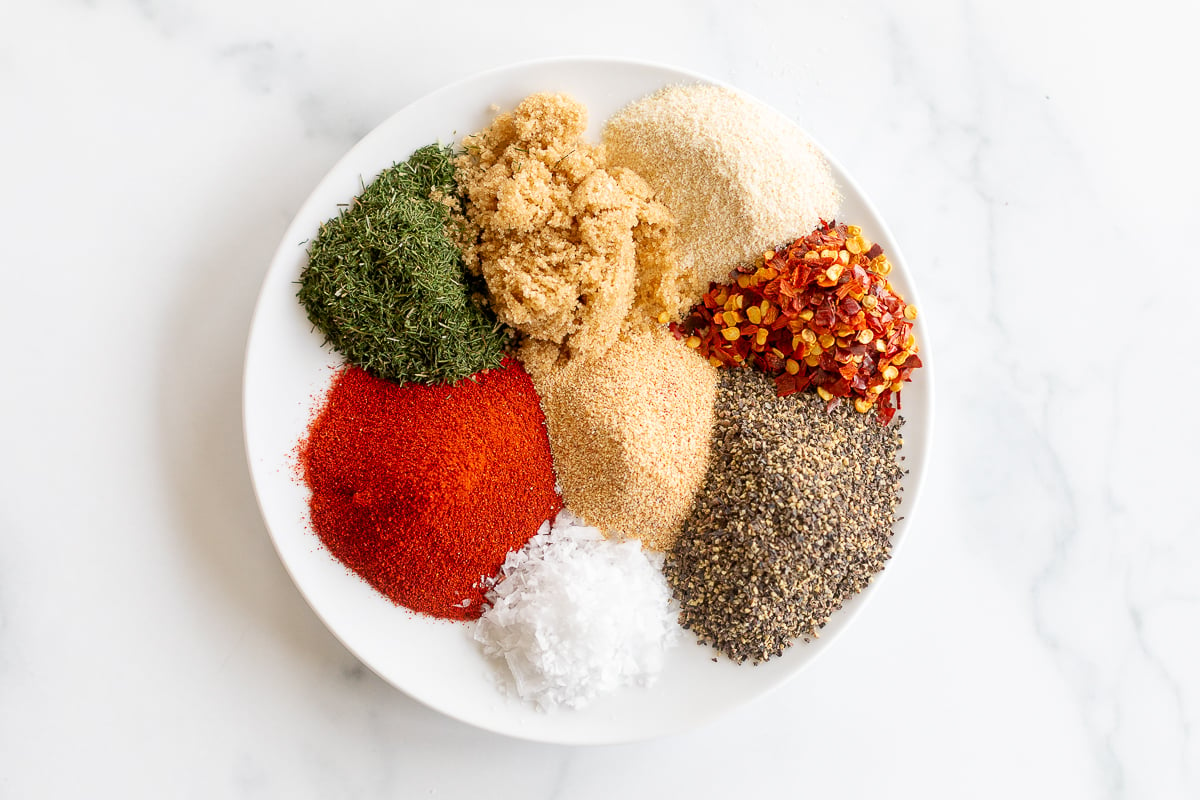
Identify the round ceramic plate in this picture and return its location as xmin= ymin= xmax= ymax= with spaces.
xmin=243 ymin=57 xmax=933 ymax=744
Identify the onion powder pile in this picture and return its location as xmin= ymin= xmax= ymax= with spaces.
xmin=603 ymin=84 xmax=841 ymax=294
xmin=474 ymin=509 xmax=680 ymax=710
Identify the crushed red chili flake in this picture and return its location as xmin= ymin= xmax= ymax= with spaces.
xmin=671 ymin=221 xmax=921 ymax=424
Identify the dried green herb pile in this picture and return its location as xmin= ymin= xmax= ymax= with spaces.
xmin=665 ymin=368 xmax=904 ymax=664
xmin=299 ymin=144 xmax=505 ymax=384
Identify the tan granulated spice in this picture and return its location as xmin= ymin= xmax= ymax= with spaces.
xmin=455 ymin=93 xmax=690 ymax=363
xmin=529 ymin=326 xmax=718 ymax=551
xmin=603 ymin=84 xmax=841 ymax=293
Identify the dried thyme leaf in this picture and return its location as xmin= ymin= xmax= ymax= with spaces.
xmin=298 ymin=143 xmax=506 ymax=384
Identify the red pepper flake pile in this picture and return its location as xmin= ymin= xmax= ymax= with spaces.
xmin=299 ymin=358 xmax=563 ymax=620
xmin=673 ymin=221 xmax=921 ymax=424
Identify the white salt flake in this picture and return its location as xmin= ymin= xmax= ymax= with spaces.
xmin=474 ymin=509 xmax=680 ymax=710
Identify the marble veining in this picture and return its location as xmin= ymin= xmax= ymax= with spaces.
xmin=1 ymin=0 xmax=1197 ymax=797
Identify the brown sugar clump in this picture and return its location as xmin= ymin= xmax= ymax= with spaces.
xmin=455 ymin=93 xmax=690 ymax=363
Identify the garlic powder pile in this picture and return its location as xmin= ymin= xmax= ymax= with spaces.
xmin=603 ymin=85 xmax=841 ymax=293
xmin=474 ymin=509 xmax=680 ymax=710
xmin=530 ymin=326 xmax=716 ymax=551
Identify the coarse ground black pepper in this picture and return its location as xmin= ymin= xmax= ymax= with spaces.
xmin=665 ymin=368 xmax=904 ymax=664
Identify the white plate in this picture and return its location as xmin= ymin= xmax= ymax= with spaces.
xmin=243 ymin=57 xmax=934 ymax=744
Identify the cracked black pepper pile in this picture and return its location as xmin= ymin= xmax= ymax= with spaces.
xmin=665 ymin=368 xmax=904 ymax=664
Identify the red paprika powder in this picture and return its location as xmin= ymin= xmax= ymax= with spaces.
xmin=300 ymin=358 xmax=562 ymax=620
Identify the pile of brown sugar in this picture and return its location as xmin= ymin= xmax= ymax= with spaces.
xmin=455 ymin=93 xmax=690 ymax=363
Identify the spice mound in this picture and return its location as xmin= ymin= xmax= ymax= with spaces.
xmin=530 ymin=326 xmax=717 ymax=551
xmin=455 ymin=92 xmax=689 ymax=362
xmin=603 ymin=84 xmax=841 ymax=293
xmin=676 ymin=221 xmax=921 ymax=423
xmin=666 ymin=368 xmax=904 ymax=663
xmin=299 ymin=144 xmax=505 ymax=385
xmin=300 ymin=359 xmax=561 ymax=620
xmin=475 ymin=509 xmax=680 ymax=710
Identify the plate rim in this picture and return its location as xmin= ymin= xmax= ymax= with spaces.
xmin=241 ymin=55 xmax=935 ymax=744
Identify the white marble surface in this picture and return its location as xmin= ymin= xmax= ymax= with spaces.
xmin=2 ymin=0 xmax=1197 ymax=796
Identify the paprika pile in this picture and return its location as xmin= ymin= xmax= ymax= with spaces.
xmin=300 ymin=358 xmax=562 ymax=620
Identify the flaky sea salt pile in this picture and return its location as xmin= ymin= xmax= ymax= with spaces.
xmin=474 ymin=509 xmax=680 ymax=710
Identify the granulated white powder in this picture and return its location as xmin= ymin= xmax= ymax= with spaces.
xmin=603 ymin=84 xmax=841 ymax=294
xmin=474 ymin=509 xmax=680 ymax=710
